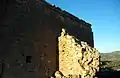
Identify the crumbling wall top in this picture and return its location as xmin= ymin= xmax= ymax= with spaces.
xmin=41 ymin=0 xmax=91 ymax=27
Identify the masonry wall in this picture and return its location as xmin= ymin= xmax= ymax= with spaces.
xmin=0 ymin=0 xmax=94 ymax=78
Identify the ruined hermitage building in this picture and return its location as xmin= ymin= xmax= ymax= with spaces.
xmin=0 ymin=0 xmax=99 ymax=78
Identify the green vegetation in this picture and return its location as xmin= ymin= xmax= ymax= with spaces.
xmin=100 ymin=51 xmax=120 ymax=70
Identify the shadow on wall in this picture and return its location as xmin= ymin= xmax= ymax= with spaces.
xmin=59 ymin=23 xmax=94 ymax=47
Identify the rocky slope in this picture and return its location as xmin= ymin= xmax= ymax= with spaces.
xmin=96 ymin=51 xmax=120 ymax=78
xmin=101 ymin=51 xmax=120 ymax=70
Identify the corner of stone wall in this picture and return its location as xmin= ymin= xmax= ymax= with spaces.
xmin=51 ymin=28 xmax=100 ymax=78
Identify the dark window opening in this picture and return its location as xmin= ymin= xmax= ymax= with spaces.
xmin=26 ymin=56 xmax=32 ymax=63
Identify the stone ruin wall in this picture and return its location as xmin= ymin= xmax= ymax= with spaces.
xmin=0 ymin=0 xmax=98 ymax=78
xmin=56 ymin=29 xmax=99 ymax=78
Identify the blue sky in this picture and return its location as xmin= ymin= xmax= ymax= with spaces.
xmin=46 ymin=0 xmax=120 ymax=53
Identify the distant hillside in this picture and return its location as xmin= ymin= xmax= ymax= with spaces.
xmin=101 ymin=51 xmax=120 ymax=61
xmin=100 ymin=51 xmax=120 ymax=70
